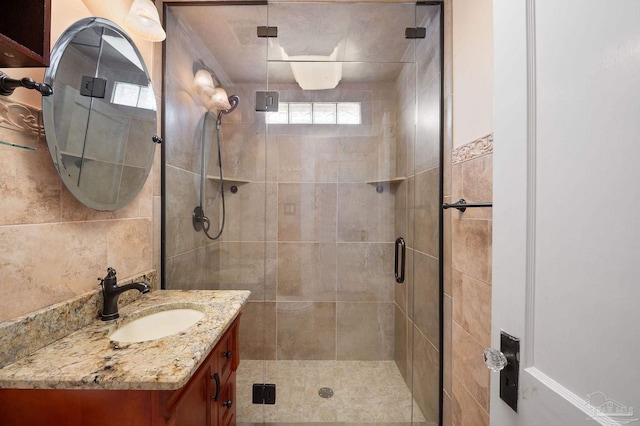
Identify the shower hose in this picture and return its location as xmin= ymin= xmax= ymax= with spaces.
xmin=197 ymin=111 xmax=226 ymax=240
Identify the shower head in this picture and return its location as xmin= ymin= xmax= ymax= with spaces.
xmin=216 ymin=94 xmax=240 ymax=126
xmin=222 ymin=94 xmax=239 ymax=114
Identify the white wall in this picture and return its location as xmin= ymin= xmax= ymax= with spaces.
xmin=452 ymin=0 xmax=493 ymax=147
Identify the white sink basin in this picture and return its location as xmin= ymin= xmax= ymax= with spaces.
xmin=109 ymin=308 xmax=205 ymax=343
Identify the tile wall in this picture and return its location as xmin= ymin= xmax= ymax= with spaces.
xmin=163 ymin=14 xmax=400 ymax=363
xmin=0 ymin=97 xmax=158 ymax=323
xmin=202 ymin=81 xmax=398 ymax=362
xmin=445 ymin=134 xmax=493 ymax=426
xmin=163 ymin=4 xmax=446 ymax=424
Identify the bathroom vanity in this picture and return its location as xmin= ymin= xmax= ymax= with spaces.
xmin=0 ymin=289 xmax=249 ymax=426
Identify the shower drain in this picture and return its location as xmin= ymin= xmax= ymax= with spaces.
xmin=318 ymin=387 xmax=334 ymax=398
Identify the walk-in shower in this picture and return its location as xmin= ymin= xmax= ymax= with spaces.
xmin=192 ymin=91 xmax=240 ymax=240
xmin=162 ymin=2 xmax=443 ymax=424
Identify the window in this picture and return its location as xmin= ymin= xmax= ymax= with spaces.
xmin=111 ymin=82 xmax=155 ymax=110
xmin=289 ymin=103 xmax=312 ymax=124
xmin=337 ymin=102 xmax=361 ymax=124
xmin=267 ymin=102 xmax=361 ymax=125
xmin=313 ymin=103 xmax=337 ymax=124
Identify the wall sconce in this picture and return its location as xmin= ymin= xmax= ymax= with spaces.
xmin=124 ymin=0 xmax=166 ymax=42
xmin=193 ymin=64 xmax=231 ymax=111
xmin=194 ymin=68 xmax=215 ymax=95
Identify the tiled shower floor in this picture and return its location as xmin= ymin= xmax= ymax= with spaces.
xmin=236 ymin=360 xmax=429 ymax=425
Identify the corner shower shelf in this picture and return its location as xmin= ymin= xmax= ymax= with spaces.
xmin=365 ymin=176 xmax=406 ymax=185
xmin=206 ymin=175 xmax=251 ymax=184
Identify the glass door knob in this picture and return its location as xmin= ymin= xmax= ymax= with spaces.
xmin=483 ymin=348 xmax=508 ymax=372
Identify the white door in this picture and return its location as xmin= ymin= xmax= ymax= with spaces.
xmin=492 ymin=1 xmax=640 ymax=425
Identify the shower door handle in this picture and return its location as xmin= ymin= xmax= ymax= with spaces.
xmin=394 ymin=237 xmax=406 ymax=284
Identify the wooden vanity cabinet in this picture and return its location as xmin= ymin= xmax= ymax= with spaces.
xmin=0 ymin=0 xmax=51 ymax=67
xmin=161 ymin=316 xmax=239 ymax=426
xmin=0 ymin=316 xmax=240 ymax=426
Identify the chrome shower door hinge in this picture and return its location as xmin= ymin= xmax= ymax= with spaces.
xmin=255 ymin=91 xmax=279 ymax=112
xmin=257 ymin=26 xmax=278 ymax=38
xmin=80 ymin=76 xmax=106 ymax=98
xmin=405 ymin=27 xmax=426 ymax=39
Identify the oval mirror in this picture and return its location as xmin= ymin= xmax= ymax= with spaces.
xmin=42 ymin=17 xmax=158 ymax=211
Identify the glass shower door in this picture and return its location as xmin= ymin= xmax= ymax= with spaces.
xmin=163 ymin=2 xmax=442 ymax=424
xmin=253 ymin=2 xmax=437 ymax=423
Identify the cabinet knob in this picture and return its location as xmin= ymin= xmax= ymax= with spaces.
xmin=223 ymin=350 xmax=233 ymax=359
xmin=222 ymin=399 xmax=233 ymax=408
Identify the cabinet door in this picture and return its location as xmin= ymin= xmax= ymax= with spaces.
xmin=217 ymin=325 xmax=235 ymax=383
xmin=0 ymin=0 xmax=51 ymax=66
xmin=218 ymin=373 xmax=236 ymax=426
xmin=167 ymin=359 xmax=211 ymax=426
xmin=212 ymin=319 xmax=240 ymax=426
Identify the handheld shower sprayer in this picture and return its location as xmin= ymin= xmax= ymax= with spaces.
xmin=193 ymin=94 xmax=240 ymax=240
xmin=216 ymin=94 xmax=239 ymax=128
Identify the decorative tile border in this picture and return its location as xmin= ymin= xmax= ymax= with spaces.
xmin=452 ymin=133 xmax=493 ymax=165
xmin=0 ymin=97 xmax=43 ymax=136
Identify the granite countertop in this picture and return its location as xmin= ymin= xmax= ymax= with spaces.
xmin=0 ymin=290 xmax=250 ymax=391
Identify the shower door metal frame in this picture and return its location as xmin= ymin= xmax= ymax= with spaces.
xmin=159 ymin=1 xmax=446 ymax=423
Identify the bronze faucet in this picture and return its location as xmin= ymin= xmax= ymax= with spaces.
xmin=99 ymin=267 xmax=151 ymax=321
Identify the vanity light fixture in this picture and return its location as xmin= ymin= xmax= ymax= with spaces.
xmin=193 ymin=65 xmax=231 ymax=111
xmin=194 ymin=68 xmax=215 ymax=94
xmin=124 ymin=0 xmax=166 ymax=42
xmin=210 ymin=87 xmax=232 ymax=111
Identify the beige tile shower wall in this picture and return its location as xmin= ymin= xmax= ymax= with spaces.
xmin=163 ymin=11 xmax=224 ymax=292
xmin=231 ymin=82 xmax=398 ymax=362
xmin=0 ymin=99 xmax=155 ymax=323
xmin=447 ymin=134 xmax=493 ymax=426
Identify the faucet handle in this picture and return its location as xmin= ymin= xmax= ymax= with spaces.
xmin=98 ymin=267 xmax=118 ymax=288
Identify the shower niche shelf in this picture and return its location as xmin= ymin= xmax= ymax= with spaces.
xmin=366 ymin=177 xmax=406 ymax=193
xmin=207 ymin=175 xmax=251 ymax=184
xmin=365 ymin=176 xmax=406 ymax=185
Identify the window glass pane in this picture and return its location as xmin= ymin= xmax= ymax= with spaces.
xmin=337 ymin=102 xmax=361 ymax=124
xmin=289 ymin=102 xmax=312 ymax=124
xmin=112 ymin=82 xmax=140 ymax=107
xmin=138 ymin=85 xmax=156 ymax=110
xmin=313 ymin=103 xmax=337 ymax=124
xmin=267 ymin=102 xmax=289 ymax=124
